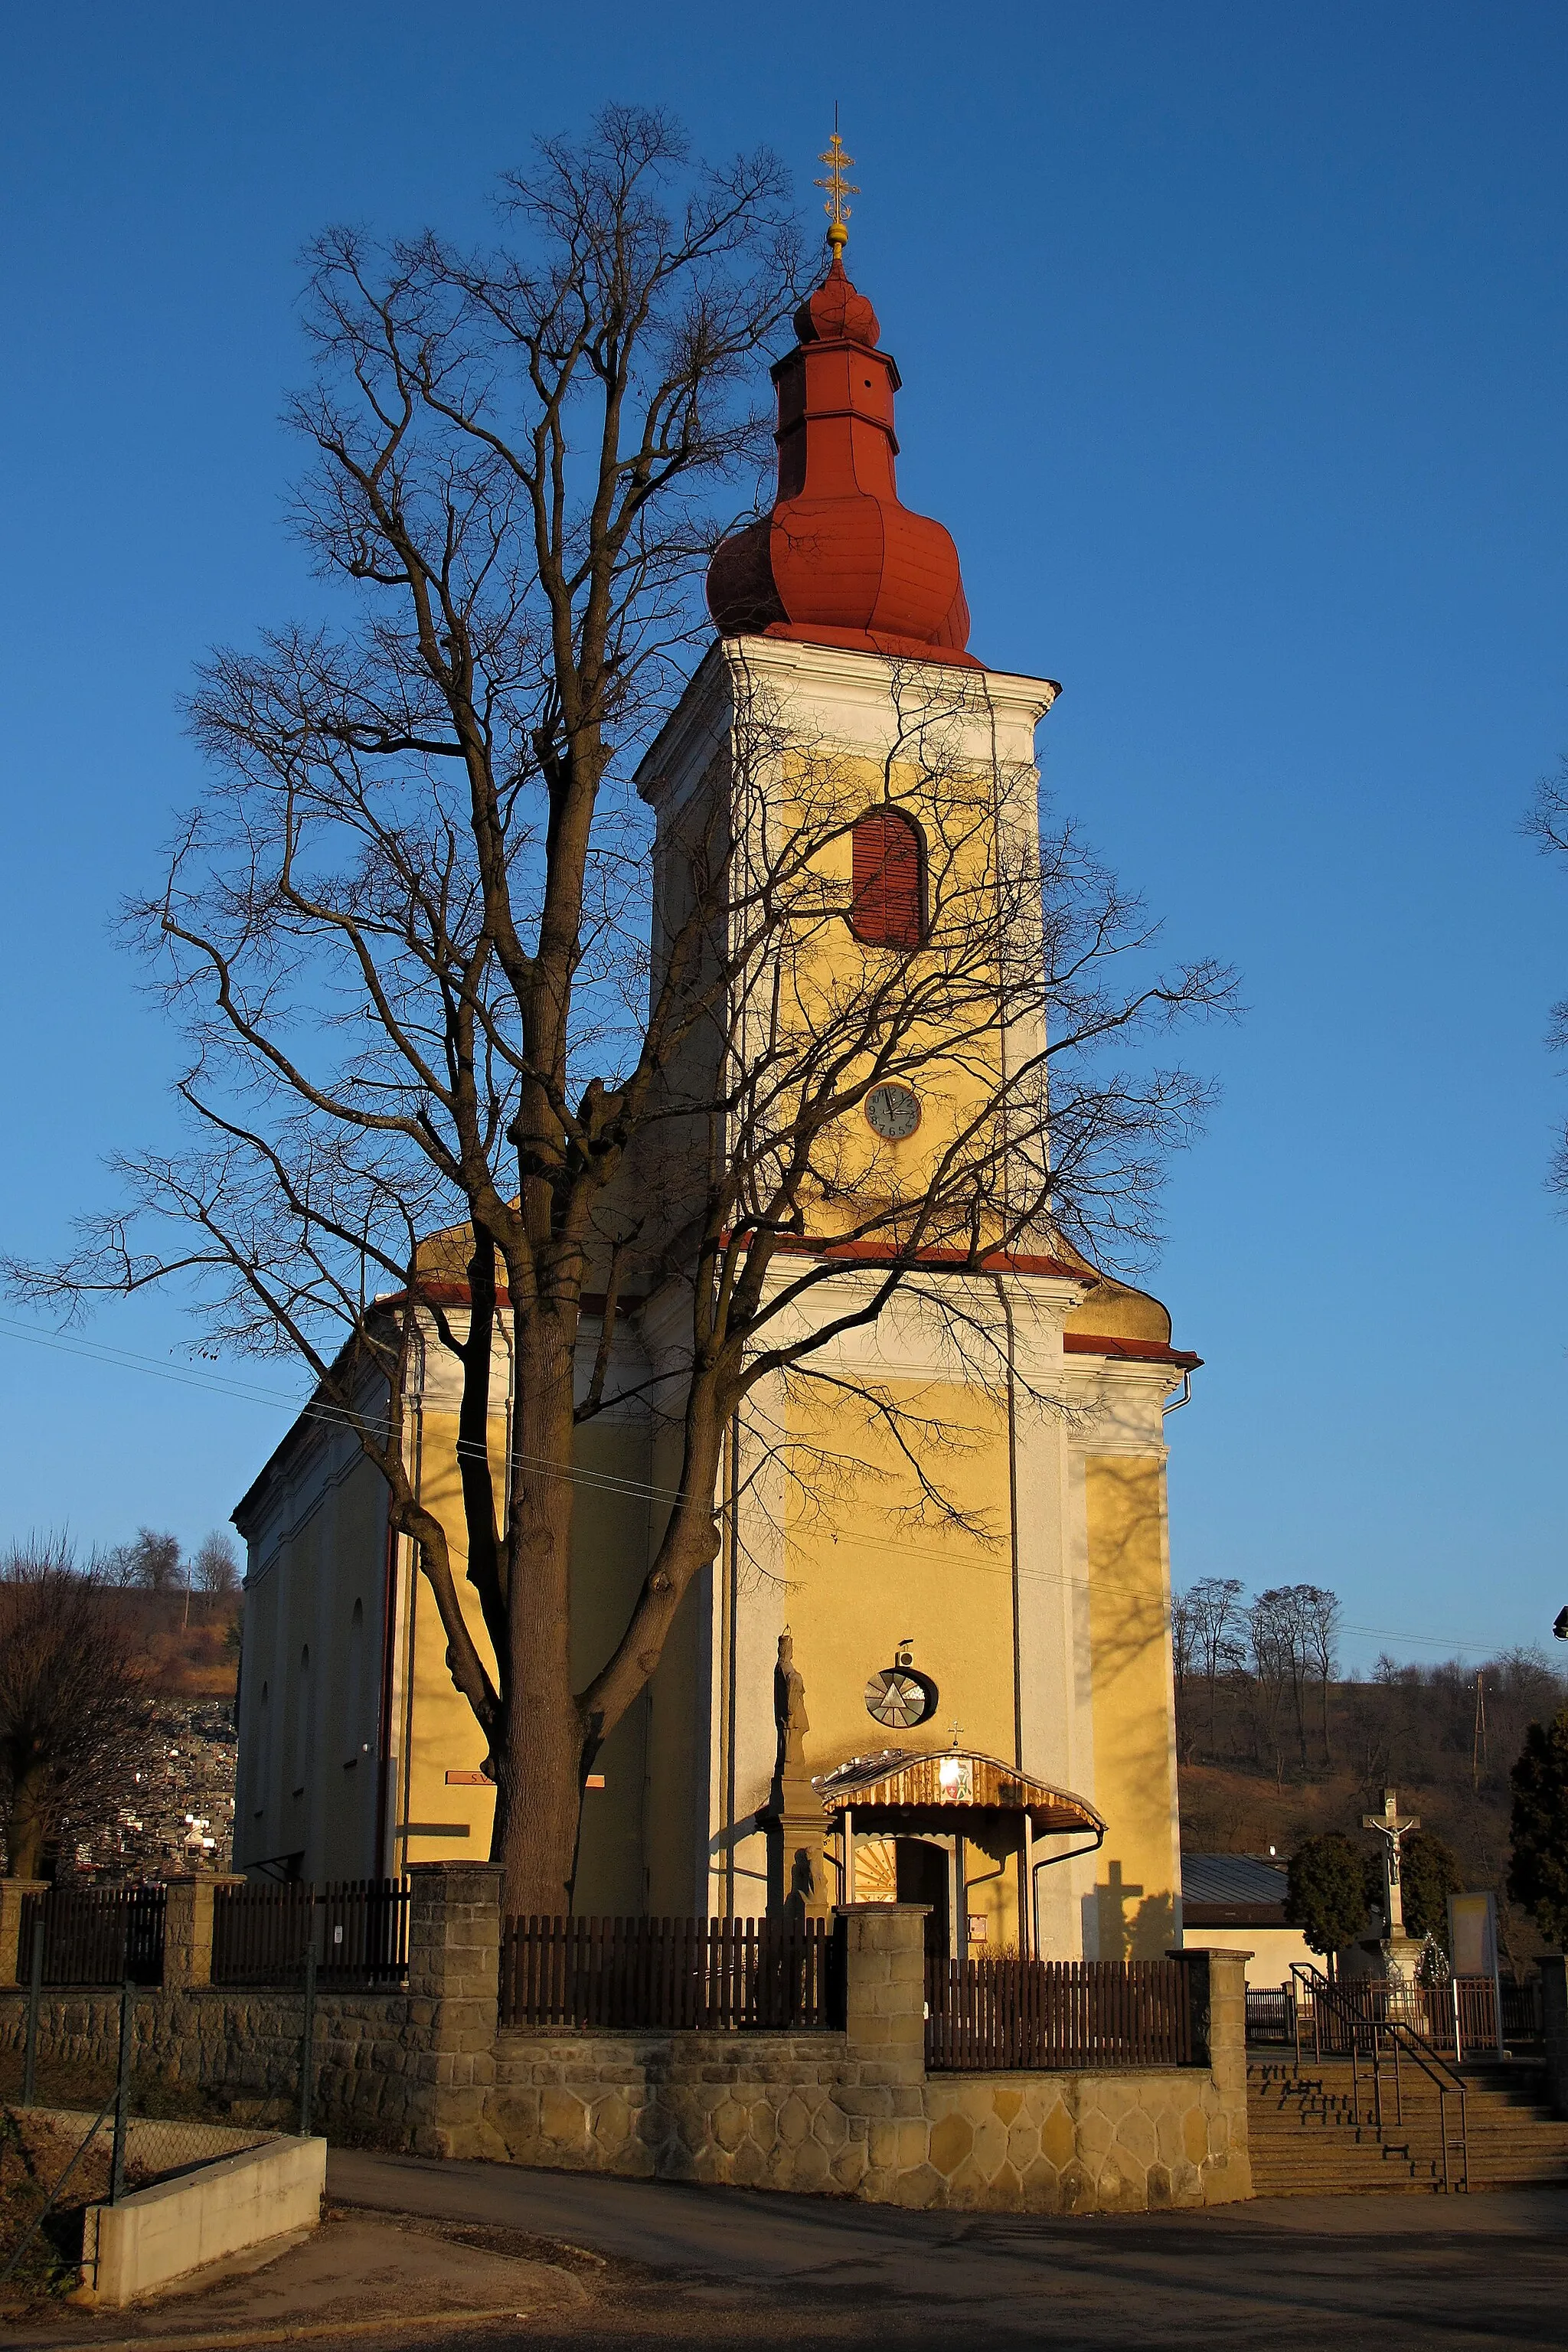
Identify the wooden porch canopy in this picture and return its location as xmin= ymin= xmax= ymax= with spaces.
xmin=813 ymin=1749 xmax=1104 ymax=1840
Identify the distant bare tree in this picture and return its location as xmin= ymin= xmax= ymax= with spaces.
xmin=0 ymin=1539 xmax=146 ymax=1879
xmin=1171 ymin=1590 xmax=1197 ymax=1760
xmin=1181 ymin=1576 xmax=1244 ymax=1757
xmin=1298 ymin=1583 xmax=1340 ymax=1768
xmin=103 ymin=1528 xmax=185 ymax=1593
xmin=1246 ymin=1589 xmax=1295 ymax=1781
xmin=1245 ymin=1583 xmax=1339 ymax=1775
xmin=191 ymin=1530 xmax=240 ymax=1596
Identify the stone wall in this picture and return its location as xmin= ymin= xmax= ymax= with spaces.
xmin=0 ymin=1861 xmax=500 ymax=2158
xmin=480 ymin=1913 xmax=1252 ymax=2213
xmin=0 ymin=1881 xmax=1252 ymax=2213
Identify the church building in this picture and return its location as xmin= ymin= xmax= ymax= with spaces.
xmin=232 ymin=199 xmax=1197 ymax=1965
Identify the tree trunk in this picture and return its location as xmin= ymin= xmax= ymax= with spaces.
xmin=5 ymin=1761 xmax=50 ymax=1879
xmin=492 ymin=1309 xmax=582 ymax=1919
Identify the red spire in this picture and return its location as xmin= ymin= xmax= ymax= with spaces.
xmin=706 ymin=253 xmax=977 ymax=667
xmin=792 ymin=255 xmax=880 ymax=349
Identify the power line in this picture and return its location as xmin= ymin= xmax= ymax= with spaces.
xmin=0 ymin=1316 xmax=1537 ymax=1661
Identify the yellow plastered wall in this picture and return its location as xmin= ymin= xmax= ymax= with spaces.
xmin=398 ymin=1404 xmax=498 ymax=1868
xmin=773 ymin=1374 xmax=1023 ymax=1948
xmin=1084 ymin=1455 xmax=1181 ymax=1958
xmin=737 ymin=749 xmax=1015 ymax=1249
xmin=399 ymin=1406 xmax=654 ymax=1905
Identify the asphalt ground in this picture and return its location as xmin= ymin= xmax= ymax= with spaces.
xmin=3 ymin=2151 xmax=1563 ymax=2349
xmin=329 ymin=2150 xmax=1568 ymax=2349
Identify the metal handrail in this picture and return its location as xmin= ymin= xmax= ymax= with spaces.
xmin=1290 ymin=1962 xmax=1469 ymax=2191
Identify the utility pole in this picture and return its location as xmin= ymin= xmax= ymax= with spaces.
xmin=1472 ymin=1671 xmax=1488 ymax=1794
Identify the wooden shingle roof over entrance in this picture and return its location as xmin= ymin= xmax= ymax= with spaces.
xmin=814 ymin=1749 xmax=1105 ymax=1838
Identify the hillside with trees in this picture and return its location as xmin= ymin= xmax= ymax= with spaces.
xmin=95 ymin=1526 xmax=242 ymax=1700
xmin=1174 ymin=1576 xmax=1567 ymax=1973
xmin=1 ymin=1534 xmax=240 ymax=1882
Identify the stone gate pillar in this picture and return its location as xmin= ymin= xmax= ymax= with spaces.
xmin=1174 ymin=1945 xmax=1252 ymax=2200
xmin=162 ymin=1875 xmax=244 ymax=1989
xmin=0 ymin=1881 xmax=46 ymax=1986
xmin=839 ymin=1903 xmax=929 ymax=2080
xmin=1540 ymin=1954 xmax=1568 ymax=2119
xmin=405 ymin=1861 xmax=503 ymax=2158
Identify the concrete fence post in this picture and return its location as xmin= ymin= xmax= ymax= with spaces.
xmin=0 ymin=1881 xmax=47 ymax=1988
xmin=838 ymin=1904 xmax=929 ymax=2083
xmin=405 ymin=1861 xmax=503 ymax=2159
xmin=1540 ymin=1954 xmax=1568 ymax=2119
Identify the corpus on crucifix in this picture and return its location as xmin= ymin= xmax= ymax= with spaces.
xmin=1362 ymin=1787 xmax=1419 ymax=1939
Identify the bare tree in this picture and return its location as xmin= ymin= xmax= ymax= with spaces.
xmin=1297 ymin=1583 xmax=1339 ymax=1769
xmin=1171 ymin=1589 xmax=1194 ymax=1759
xmin=5 ymin=110 xmax=1232 ymax=1914
xmin=100 ymin=1527 xmax=185 ymax=1593
xmin=191 ymin=1530 xmax=241 ymax=1596
xmin=1246 ymin=1589 xmax=1295 ymax=1782
xmin=0 ymin=1539 xmax=146 ymax=1879
xmin=1181 ymin=1576 xmax=1244 ymax=1758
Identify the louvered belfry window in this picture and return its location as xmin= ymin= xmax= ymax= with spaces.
xmin=849 ymin=807 xmax=926 ymax=948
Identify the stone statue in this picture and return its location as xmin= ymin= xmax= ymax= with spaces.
xmin=775 ymin=1632 xmax=810 ymax=1779
xmin=768 ymin=1630 xmax=828 ymax=1922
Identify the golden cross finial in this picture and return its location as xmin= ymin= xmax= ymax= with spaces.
xmin=815 ymin=109 xmax=858 ymax=260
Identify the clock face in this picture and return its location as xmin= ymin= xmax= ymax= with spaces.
xmin=864 ymin=1665 xmax=937 ymax=1729
xmin=865 ymin=1083 xmax=920 ymax=1141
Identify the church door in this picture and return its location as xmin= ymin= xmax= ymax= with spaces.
xmin=895 ymin=1838 xmax=950 ymax=1960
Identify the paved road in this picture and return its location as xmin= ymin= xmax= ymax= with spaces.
xmin=329 ymin=2148 xmax=1568 ymax=2347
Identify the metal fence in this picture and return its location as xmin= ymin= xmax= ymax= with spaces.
xmin=1286 ymin=1971 xmax=1541 ymax=2060
xmin=1245 ymin=1984 xmax=1295 ymax=2044
xmin=16 ymin=1887 xmax=166 ymax=1988
xmin=1 ymin=1970 xmax=316 ymax=2295
xmin=499 ymin=1915 xmax=843 ymax=2032
xmin=211 ymin=1878 xmax=409 ymax=1988
xmin=925 ymin=1956 xmax=1195 ymax=2073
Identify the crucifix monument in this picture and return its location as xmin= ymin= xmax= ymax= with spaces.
xmin=1362 ymin=1787 xmax=1419 ymax=1937
xmin=1361 ymin=1786 xmax=1423 ymax=1988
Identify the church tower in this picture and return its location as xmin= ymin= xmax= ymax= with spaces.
xmin=633 ymin=171 xmax=1195 ymax=1964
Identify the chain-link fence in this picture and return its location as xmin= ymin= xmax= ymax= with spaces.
xmin=0 ymin=1939 xmax=323 ymax=2296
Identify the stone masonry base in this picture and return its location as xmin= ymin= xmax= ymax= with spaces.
xmin=485 ymin=2027 xmax=1247 ymax=2211
xmin=0 ymin=1880 xmax=1253 ymax=2213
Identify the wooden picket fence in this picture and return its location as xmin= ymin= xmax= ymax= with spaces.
xmin=211 ymin=1877 xmax=410 ymax=1987
xmin=17 ymin=1884 xmax=167 ymax=1987
xmin=925 ymin=1955 xmax=1196 ymax=2072
xmin=499 ymin=1914 xmax=843 ymax=2032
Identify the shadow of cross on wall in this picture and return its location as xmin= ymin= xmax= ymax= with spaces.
xmin=1094 ymin=1860 xmax=1181 ymax=1959
xmin=1096 ymin=1860 xmax=1144 ymax=1959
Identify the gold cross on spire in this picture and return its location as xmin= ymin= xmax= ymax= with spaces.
xmin=815 ymin=111 xmax=858 ymax=260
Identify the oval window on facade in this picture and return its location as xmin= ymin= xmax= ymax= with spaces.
xmin=849 ymin=807 xmax=926 ymax=948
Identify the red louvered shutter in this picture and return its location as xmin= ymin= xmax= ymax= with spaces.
xmin=850 ymin=808 xmax=925 ymax=947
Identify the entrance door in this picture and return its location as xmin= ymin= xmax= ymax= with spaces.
xmin=895 ymin=1838 xmax=950 ymax=1961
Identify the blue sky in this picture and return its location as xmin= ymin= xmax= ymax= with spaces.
xmin=2 ymin=3 xmax=1566 ymax=1671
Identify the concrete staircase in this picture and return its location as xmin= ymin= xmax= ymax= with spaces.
xmin=1248 ymin=2057 xmax=1568 ymax=2196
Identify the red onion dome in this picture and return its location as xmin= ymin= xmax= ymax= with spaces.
xmin=707 ymin=256 xmax=977 ymax=667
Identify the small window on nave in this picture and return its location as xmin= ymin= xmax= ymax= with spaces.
xmin=849 ymin=806 xmax=926 ymax=949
